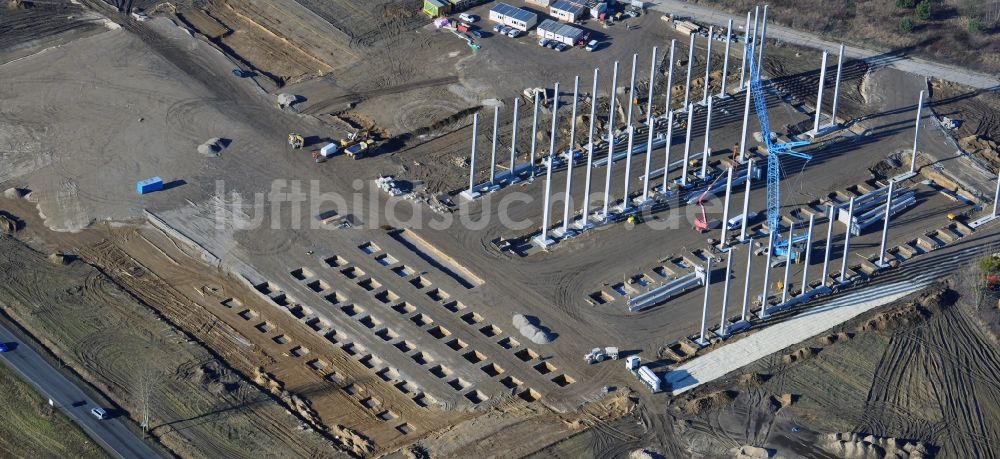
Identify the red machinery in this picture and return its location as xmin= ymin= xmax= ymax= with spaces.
xmin=693 ymin=175 xmax=724 ymax=232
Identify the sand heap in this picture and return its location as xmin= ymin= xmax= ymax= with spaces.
xmin=197 ymin=138 xmax=226 ymax=157
xmin=512 ymin=313 xmax=554 ymax=344
xmin=3 ymin=187 xmax=27 ymax=199
xmin=820 ymin=433 xmax=931 ymax=459
xmin=731 ymin=445 xmax=771 ymax=458
xmin=960 ymin=135 xmax=998 ymax=160
xmin=277 ymin=93 xmax=299 ymax=108
xmin=0 ymin=211 xmax=22 ymax=234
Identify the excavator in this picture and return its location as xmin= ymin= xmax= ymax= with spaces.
xmin=693 ymin=174 xmax=724 ymax=232
xmin=288 ymin=133 xmax=305 ymax=149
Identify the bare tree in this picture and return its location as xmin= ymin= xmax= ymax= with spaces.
xmin=132 ymin=362 xmax=158 ymax=434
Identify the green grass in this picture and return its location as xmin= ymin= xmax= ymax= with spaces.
xmin=0 ymin=361 xmax=108 ymax=458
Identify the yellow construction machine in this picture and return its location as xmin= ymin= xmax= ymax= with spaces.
xmin=288 ymin=133 xmax=305 ymax=149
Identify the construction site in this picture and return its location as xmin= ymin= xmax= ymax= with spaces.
xmin=2 ymin=0 xmax=1000 ymax=457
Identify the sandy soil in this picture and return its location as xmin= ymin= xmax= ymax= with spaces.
xmin=3 ymin=2 xmax=1000 ymax=457
xmin=537 ymin=283 xmax=1000 ymax=458
xmin=0 ymin=200 xmax=340 ymax=458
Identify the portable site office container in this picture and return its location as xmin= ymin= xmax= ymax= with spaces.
xmin=422 ymin=0 xmax=450 ymax=17
xmin=488 ymin=2 xmax=538 ymax=31
xmin=549 ymin=0 xmax=587 ymax=22
xmin=136 ymin=177 xmax=164 ymax=195
xmin=536 ymin=19 xmax=585 ymax=45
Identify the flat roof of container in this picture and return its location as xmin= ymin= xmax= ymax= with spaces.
xmin=490 ymin=2 xmax=537 ymax=22
xmin=551 ymin=0 xmax=586 ymax=14
xmin=537 ymin=18 xmax=584 ymax=38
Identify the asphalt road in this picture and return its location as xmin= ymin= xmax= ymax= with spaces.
xmin=0 ymin=322 xmax=161 ymax=459
xmin=649 ymin=0 xmax=1000 ymax=89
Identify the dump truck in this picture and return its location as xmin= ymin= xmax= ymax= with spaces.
xmin=344 ymin=140 xmax=372 ymax=160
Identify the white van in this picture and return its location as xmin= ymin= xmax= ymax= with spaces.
xmin=585 ymin=40 xmax=600 ymax=52
xmin=459 ymin=13 xmax=477 ymax=23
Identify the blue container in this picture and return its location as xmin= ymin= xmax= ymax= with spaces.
xmin=136 ymin=177 xmax=164 ymax=195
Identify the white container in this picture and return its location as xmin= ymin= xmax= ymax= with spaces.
xmin=320 ymin=143 xmax=339 ymax=157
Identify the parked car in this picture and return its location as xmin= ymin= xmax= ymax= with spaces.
xmin=0 ymin=342 xmax=10 ymax=352
xmin=470 ymin=30 xmax=483 ymax=38
xmin=506 ymin=29 xmax=521 ymax=38
xmin=91 ymin=407 xmax=108 ymax=420
xmin=545 ymin=40 xmax=559 ymax=49
xmin=459 ymin=13 xmax=478 ymax=23
xmin=585 ymin=39 xmax=600 ymax=52
xmin=231 ymin=68 xmax=252 ymax=78
xmin=499 ymin=25 xmax=512 ymax=35
xmin=538 ymin=38 xmax=551 ymax=47
xmin=493 ymin=23 xmax=504 ymax=33
xmin=555 ymin=42 xmax=568 ymax=52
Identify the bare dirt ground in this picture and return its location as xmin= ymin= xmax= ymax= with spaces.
xmin=535 ymin=282 xmax=1000 ymax=458
xmin=0 ymin=200 xmax=340 ymax=458
xmin=3 ymin=1 xmax=1000 ymax=457
xmin=0 ymin=2 xmax=109 ymax=65
xmin=685 ymin=0 xmax=1000 ymax=77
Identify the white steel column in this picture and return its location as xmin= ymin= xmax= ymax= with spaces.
xmin=829 ymin=44 xmax=845 ymax=127
xmin=757 ymin=5 xmax=768 ymax=77
xmin=683 ymin=33 xmax=695 ymax=109
xmin=759 ymin=234 xmax=773 ymax=318
xmin=548 ymin=81 xmax=560 ymax=163
xmin=697 ymin=257 xmax=713 ymax=346
xmin=702 ymin=26 xmax=714 ymax=105
xmin=781 ymin=223 xmax=794 ymax=304
xmin=720 ymin=167 xmax=734 ymax=244
xmin=720 ymin=19 xmax=733 ymax=97
xmin=666 ymin=40 xmax=676 ymax=113
xmin=839 ymin=197 xmax=856 ymax=283
xmin=621 ymin=126 xmax=635 ymax=211
xmin=911 ymin=90 xmax=924 ymax=174
xmin=569 ymin=76 xmax=579 ymax=153
xmin=642 ymin=116 xmax=655 ymax=202
xmin=626 ymin=53 xmax=638 ymax=130
xmin=801 ymin=214 xmax=815 ymax=293
xmin=878 ymin=180 xmax=895 ymax=267
xmin=579 ymin=68 xmax=599 ymax=228
xmin=646 ymin=47 xmax=658 ymax=118
xmin=994 ymin=172 xmax=1000 ymax=217
xmin=681 ymin=104 xmax=694 ymax=186
xmin=510 ymin=97 xmax=519 ymax=176
xmin=740 ymin=159 xmax=753 ymax=241
xmin=739 ymin=11 xmax=751 ymax=89
xmin=537 ymin=153 xmax=555 ymax=246
xmin=602 ymin=61 xmax=620 ymax=221
xmin=530 ymin=91 xmax=540 ymax=172
xmin=490 ymin=105 xmax=499 ymax=184
xmin=820 ymin=205 xmax=835 ymax=286
xmin=718 ymin=249 xmax=734 ymax=336
xmin=740 ymin=240 xmax=753 ymax=322
xmin=739 ymin=84 xmax=752 ymax=162
xmin=562 ymin=76 xmax=580 ymax=234
xmin=811 ymin=50 xmax=828 ymax=136
xmin=700 ymin=96 xmax=714 ymax=179
xmin=748 ymin=7 xmax=760 ymax=89
xmin=661 ymin=110 xmax=675 ymax=192
xmin=468 ymin=113 xmax=478 ymax=194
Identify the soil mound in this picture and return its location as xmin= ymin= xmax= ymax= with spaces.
xmin=682 ymin=390 xmax=737 ymax=416
xmin=820 ymin=433 xmax=932 ymax=458
xmin=197 ymin=137 xmax=226 ymax=157
xmin=47 ymin=252 xmax=74 ymax=265
xmin=732 ymin=445 xmax=771 ymax=458
xmin=781 ymin=346 xmax=818 ymax=364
